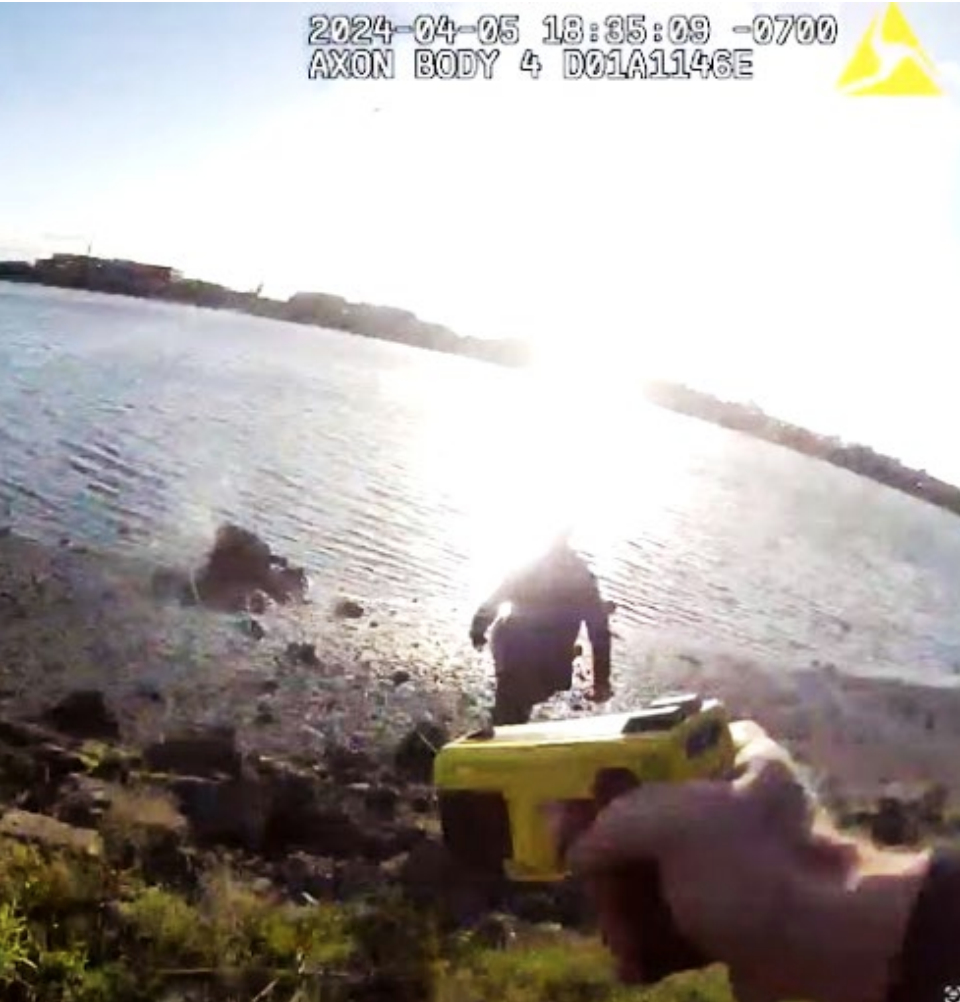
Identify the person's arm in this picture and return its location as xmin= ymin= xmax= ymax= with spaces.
xmin=469 ymin=576 xmax=513 ymax=648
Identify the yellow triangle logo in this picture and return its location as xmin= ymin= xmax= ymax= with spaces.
xmin=837 ymin=2 xmax=942 ymax=96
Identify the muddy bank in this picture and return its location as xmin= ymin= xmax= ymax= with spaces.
xmin=2 ymin=528 xmax=960 ymax=816
xmin=671 ymin=651 xmax=960 ymax=805
xmin=0 ymin=531 xmax=473 ymax=763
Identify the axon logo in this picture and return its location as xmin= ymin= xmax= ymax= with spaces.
xmin=943 ymin=986 xmax=960 ymax=1002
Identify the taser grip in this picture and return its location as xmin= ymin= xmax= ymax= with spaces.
xmin=591 ymin=770 xmax=714 ymax=984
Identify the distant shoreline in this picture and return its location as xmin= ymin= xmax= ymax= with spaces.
xmin=3 ymin=256 xmax=960 ymax=519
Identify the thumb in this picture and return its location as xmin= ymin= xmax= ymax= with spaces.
xmin=567 ymin=780 xmax=726 ymax=874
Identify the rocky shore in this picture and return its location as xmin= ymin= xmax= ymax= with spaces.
xmin=0 ymin=687 xmax=539 ymax=923
xmin=1 ymin=524 xmax=960 ymax=998
xmin=0 ymin=527 xmax=470 ymax=764
xmin=3 ymin=524 xmax=960 ymax=836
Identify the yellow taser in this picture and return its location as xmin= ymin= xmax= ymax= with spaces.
xmin=433 ymin=693 xmax=735 ymax=882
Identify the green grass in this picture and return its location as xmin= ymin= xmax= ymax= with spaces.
xmin=440 ymin=931 xmax=736 ymax=1002
xmin=0 ymin=825 xmax=755 ymax=1002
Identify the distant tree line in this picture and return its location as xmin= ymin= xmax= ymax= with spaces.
xmin=2 ymin=255 xmax=957 ymax=515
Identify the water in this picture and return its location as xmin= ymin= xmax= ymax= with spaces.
xmin=3 ymin=280 xmax=960 ymax=693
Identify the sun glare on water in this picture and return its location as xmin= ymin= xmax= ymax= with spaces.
xmin=417 ymin=325 xmax=711 ymax=606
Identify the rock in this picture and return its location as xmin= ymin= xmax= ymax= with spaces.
xmin=33 ymin=742 xmax=88 ymax=781
xmin=391 ymin=670 xmax=411 ymax=687
xmin=193 ymin=524 xmax=309 ymax=612
xmin=167 ymin=775 xmax=270 ymax=851
xmin=88 ymin=748 xmax=136 ymax=783
xmin=151 ymin=568 xmax=191 ymax=602
xmin=242 ymin=618 xmax=266 ymax=641
xmin=363 ymin=786 xmax=399 ymax=821
xmin=0 ymin=729 xmax=87 ymax=811
xmin=254 ymin=703 xmax=276 ymax=726
xmin=871 ymin=795 xmax=921 ymax=847
xmin=471 ymin=913 xmax=517 ymax=949
xmin=134 ymin=684 xmax=164 ymax=705
xmin=326 ymin=743 xmax=378 ymax=785
xmin=284 ymin=803 xmax=365 ymax=858
xmin=277 ymin=853 xmax=337 ymax=901
xmin=334 ymin=598 xmax=365 ymax=620
xmin=99 ymin=789 xmax=194 ymax=888
xmin=286 ymin=642 xmax=320 ymax=668
xmin=505 ymin=889 xmax=562 ymax=925
xmin=40 ymin=690 xmax=120 ymax=741
xmin=0 ymin=719 xmax=58 ymax=750
xmin=254 ymin=757 xmax=365 ymax=858
xmin=0 ymin=743 xmax=41 ymax=793
xmin=394 ymin=722 xmax=449 ymax=783
xmin=54 ymin=775 xmax=119 ymax=828
xmin=397 ymin=839 xmax=499 ymax=926
xmin=248 ymin=590 xmax=270 ymax=616
xmin=505 ymin=878 xmax=590 ymax=929
xmin=0 ymin=809 xmax=101 ymax=856
xmin=335 ymin=858 xmax=384 ymax=899
xmin=354 ymin=816 xmax=425 ymax=863
xmin=143 ymin=726 xmax=242 ymax=779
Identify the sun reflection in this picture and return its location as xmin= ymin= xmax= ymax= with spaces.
xmin=412 ymin=339 xmax=708 ymax=609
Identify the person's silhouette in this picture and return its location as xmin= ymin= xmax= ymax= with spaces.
xmin=470 ymin=530 xmax=614 ymax=725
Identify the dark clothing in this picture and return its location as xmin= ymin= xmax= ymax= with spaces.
xmin=472 ymin=546 xmax=612 ymax=724
xmin=886 ymin=847 xmax=960 ymax=1002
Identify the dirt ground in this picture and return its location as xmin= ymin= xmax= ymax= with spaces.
xmin=2 ymin=530 xmax=959 ymax=810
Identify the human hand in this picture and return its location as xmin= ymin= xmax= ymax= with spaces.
xmin=565 ymin=721 xmax=930 ymax=1002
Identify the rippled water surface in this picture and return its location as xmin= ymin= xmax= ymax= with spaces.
xmin=3 ymin=281 xmax=960 ymax=691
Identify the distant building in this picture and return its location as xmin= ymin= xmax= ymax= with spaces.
xmin=35 ymin=255 xmax=180 ymax=296
xmin=107 ymin=259 xmax=182 ymax=295
xmin=0 ymin=260 xmax=35 ymax=281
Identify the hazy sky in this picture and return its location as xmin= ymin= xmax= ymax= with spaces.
xmin=2 ymin=3 xmax=960 ymax=478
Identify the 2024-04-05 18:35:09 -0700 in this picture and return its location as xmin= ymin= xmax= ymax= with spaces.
xmin=303 ymin=10 xmax=840 ymax=49
xmin=304 ymin=11 xmax=838 ymax=81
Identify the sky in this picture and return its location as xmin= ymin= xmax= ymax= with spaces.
xmin=2 ymin=3 xmax=960 ymax=479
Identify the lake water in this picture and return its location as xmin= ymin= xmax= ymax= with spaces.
xmin=3 ymin=280 xmax=960 ymax=694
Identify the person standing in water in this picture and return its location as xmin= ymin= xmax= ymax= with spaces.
xmin=470 ymin=530 xmax=614 ymax=725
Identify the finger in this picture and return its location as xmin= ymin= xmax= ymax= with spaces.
xmin=589 ymin=873 xmax=646 ymax=984
xmin=543 ymin=799 xmax=597 ymax=860
xmin=731 ymin=736 xmax=817 ymax=843
xmin=724 ymin=721 xmax=780 ymax=781
xmin=729 ymin=719 xmax=771 ymax=750
xmin=731 ymin=726 xmax=803 ymax=792
xmin=568 ymin=780 xmax=723 ymax=874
